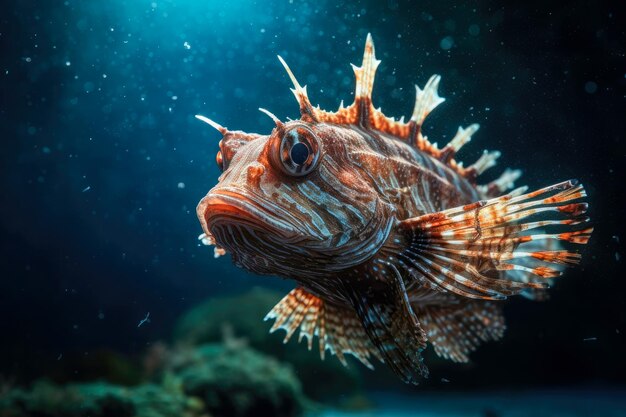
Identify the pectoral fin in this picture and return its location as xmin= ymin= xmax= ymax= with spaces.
xmin=385 ymin=180 xmax=592 ymax=300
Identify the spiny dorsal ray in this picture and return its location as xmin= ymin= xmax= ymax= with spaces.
xmin=351 ymin=32 xmax=381 ymax=126
xmin=448 ymin=124 xmax=480 ymax=152
xmin=353 ymin=33 xmax=381 ymax=99
xmin=411 ymin=75 xmax=445 ymax=126
xmin=439 ymin=124 xmax=480 ymax=163
xmin=465 ymin=150 xmax=501 ymax=181
xmin=477 ymin=168 xmax=523 ymax=198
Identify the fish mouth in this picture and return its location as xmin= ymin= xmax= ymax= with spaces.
xmin=197 ymin=187 xmax=302 ymax=244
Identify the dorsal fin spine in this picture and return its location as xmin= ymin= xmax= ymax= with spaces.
xmin=466 ymin=150 xmax=501 ymax=180
xmin=352 ymin=33 xmax=381 ymax=100
xmin=440 ymin=123 xmax=480 ymax=163
xmin=478 ymin=168 xmax=523 ymax=198
xmin=351 ymin=33 xmax=381 ymax=126
xmin=449 ymin=124 xmax=479 ymax=152
xmin=410 ymin=75 xmax=445 ymax=125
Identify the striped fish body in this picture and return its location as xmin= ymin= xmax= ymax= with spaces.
xmin=195 ymin=34 xmax=592 ymax=384
xmin=337 ymin=124 xmax=482 ymax=216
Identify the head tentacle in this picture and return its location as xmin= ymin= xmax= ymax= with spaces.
xmin=277 ymin=55 xmax=317 ymax=122
xmin=259 ymin=107 xmax=285 ymax=133
xmin=195 ymin=114 xmax=228 ymax=135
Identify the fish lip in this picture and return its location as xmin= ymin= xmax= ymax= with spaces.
xmin=197 ymin=187 xmax=300 ymax=240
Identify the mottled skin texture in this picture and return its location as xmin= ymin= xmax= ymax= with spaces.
xmin=195 ymin=35 xmax=591 ymax=384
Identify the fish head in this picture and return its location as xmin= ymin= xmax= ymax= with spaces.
xmin=197 ymin=118 xmax=395 ymax=278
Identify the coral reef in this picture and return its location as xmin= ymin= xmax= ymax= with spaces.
xmin=0 ymin=341 xmax=308 ymax=417
xmin=0 ymin=381 xmax=203 ymax=417
xmin=163 ymin=342 xmax=306 ymax=417
xmin=173 ymin=288 xmax=364 ymax=402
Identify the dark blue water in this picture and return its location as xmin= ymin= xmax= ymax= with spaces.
xmin=1 ymin=0 xmax=625 ymax=415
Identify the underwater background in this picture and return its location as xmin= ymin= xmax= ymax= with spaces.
xmin=1 ymin=0 xmax=625 ymax=416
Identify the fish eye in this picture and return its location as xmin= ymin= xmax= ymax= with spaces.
xmin=290 ymin=142 xmax=309 ymax=165
xmin=272 ymin=125 xmax=321 ymax=177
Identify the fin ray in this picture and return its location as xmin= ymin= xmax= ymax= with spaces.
xmin=264 ymin=287 xmax=380 ymax=369
xmin=410 ymin=75 xmax=445 ymax=126
xmin=414 ymin=300 xmax=505 ymax=363
xmin=343 ymin=264 xmax=428 ymax=384
xmin=352 ymin=33 xmax=381 ymax=101
xmin=386 ymin=180 xmax=591 ymax=300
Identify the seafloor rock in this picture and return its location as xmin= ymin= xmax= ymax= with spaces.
xmin=173 ymin=288 xmax=363 ymax=402
xmin=164 ymin=342 xmax=306 ymax=417
xmin=0 ymin=380 xmax=204 ymax=417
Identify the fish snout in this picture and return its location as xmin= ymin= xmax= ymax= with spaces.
xmin=196 ymin=187 xmax=300 ymax=242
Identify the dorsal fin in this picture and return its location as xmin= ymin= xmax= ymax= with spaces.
xmin=276 ymin=34 xmax=518 ymax=191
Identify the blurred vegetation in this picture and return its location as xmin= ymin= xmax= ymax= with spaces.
xmin=172 ymin=288 xmax=367 ymax=404
xmin=163 ymin=343 xmax=305 ymax=417
xmin=0 ymin=343 xmax=307 ymax=417
xmin=0 ymin=381 xmax=204 ymax=417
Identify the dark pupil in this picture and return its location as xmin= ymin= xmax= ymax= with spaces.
xmin=290 ymin=142 xmax=310 ymax=165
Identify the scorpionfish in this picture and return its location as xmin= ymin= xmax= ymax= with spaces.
xmin=195 ymin=34 xmax=592 ymax=384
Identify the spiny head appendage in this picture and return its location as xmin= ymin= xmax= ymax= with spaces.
xmin=195 ymin=114 xmax=228 ymax=135
xmin=277 ymin=55 xmax=303 ymax=92
xmin=494 ymin=168 xmax=522 ymax=190
xmin=258 ymin=107 xmax=285 ymax=131
xmin=277 ymin=55 xmax=314 ymax=118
